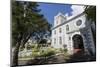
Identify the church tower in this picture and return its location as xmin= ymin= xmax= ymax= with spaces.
xmin=54 ymin=12 xmax=66 ymax=27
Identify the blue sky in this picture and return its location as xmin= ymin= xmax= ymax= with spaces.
xmin=38 ymin=3 xmax=73 ymax=25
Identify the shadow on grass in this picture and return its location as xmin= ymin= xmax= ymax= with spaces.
xmin=66 ymin=51 xmax=96 ymax=63
xmin=18 ymin=51 xmax=96 ymax=66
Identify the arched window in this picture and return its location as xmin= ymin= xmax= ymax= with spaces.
xmin=66 ymin=25 xmax=69 ymax=31
xmin=59 ymin=28 xmax=62 ymax=33
xmin=54 ymin=38 xmax=56 ymax=44
xmin=59 ymin=37 xmax=62 ymax=44
xmin=69 ymin=36 xmax=71 ymax=40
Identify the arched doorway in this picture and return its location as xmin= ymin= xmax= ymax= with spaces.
xmin=72 ymin=34 xmax=84 ymax=53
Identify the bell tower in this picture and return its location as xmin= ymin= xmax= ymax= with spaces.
xmin=54 ymin=12 xmax=66 ymax=27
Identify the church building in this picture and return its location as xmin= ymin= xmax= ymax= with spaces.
xmin=51 ymin=12 xmax=96 ymax=55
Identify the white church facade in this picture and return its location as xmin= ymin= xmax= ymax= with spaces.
xmin=51 ymin=12 xmax=96 ymax=55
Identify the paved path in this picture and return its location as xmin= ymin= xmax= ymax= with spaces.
xmin=18 ymin=54 xmax=67 ymax=65
xmin=18 ymin=52 xmax=96 ymax=66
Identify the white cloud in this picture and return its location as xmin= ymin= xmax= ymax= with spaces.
xmin=65 ymin=13 xmax=69 ymax=17
xmin=65 ymin=5 xmax=85 ymax=20
xmin=71 ymin=5 xmax=85 ymax=16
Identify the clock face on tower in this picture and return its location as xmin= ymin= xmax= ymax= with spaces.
xmin=76 ymin=20 xmax=82 ymax=26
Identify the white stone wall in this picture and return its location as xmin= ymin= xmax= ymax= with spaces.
xmin=52 ymin=13 xmax=95 ymax=55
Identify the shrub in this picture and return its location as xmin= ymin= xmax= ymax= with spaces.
xmin=32 ymin=47 xmax=40 ymax=52
xmin=31 ymin=47 xmax=56 ymax=57
xmin=19 ymin=47 xmax=24 ymax=51
xmin=63 ymin=49 xmax=67 ymax=52
xmin=27 ymin=45 xmax=31 ymax=50
xmin=32 ymin=52 xmax=40 ymax=57
xmin=39 ymin=48 xmax=55 ymax=57
xmin=31 ymin=47 xmax=40 ymax=57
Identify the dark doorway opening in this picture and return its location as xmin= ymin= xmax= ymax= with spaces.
xmin=72 ymin=34 xmax=84 ymax=53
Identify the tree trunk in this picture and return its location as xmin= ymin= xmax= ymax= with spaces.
xmin=12 ymin=42 xmax=21 ymax=67
xmin=12 ymin=34 xmax=32 ymax=67
xmin=21 ymin=34 xmax=32 ymax=48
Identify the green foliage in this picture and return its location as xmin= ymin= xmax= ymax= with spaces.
xmin=12 ymin=1 xmax=51 ymax=47
xmin=19 ymin=47 xmax=24 ymax=51
xmin=60 ymin=48 xmax=70 ymax=60
xmin=63 ymin=48 xmax=67 ymax=52
xmin=27 ymin=45 xmax=31 ymax=50
xmin=59 ymin=48 xmax=64 ymax=52
xmin=84 ymin=6 xmax=96 ymax=45
xmin=31 ymin=47 xmax=56 ymax=57
xmin=32 ymin=48 xmax=39 ymax=52
xmin=32 ymin=52 xmax=40 ymax=57
xmin=12 ymin=1 xmax=51 ymax=65
xmin=63 ymin=53 xmax=70 ymax=60
xmin=40 ymin=48 xmax=55 ymax=57
xmin=84 ymin=6 xmax=96 ymax=24
xmin=57 ymin=48 xmax=67 ymax=53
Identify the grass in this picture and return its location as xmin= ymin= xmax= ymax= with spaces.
xmin=18 ymin=44 xmax=70 ymax=61
xmin=32 ymin=47 xmax=56 ymax=57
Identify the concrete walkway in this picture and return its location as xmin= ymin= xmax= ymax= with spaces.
xmin=18 ymin=52 xmax=96 ymax=66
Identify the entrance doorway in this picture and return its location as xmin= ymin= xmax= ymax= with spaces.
xmin=72 ymin=34 xmax=84 ymax=53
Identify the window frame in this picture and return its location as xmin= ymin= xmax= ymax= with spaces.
xmin=54 ymin=38 xmax=56 ymax=44
xmin=59 ymin=28 xmax=62 ymax=33
xmin=66 ymin=24 xmax=69 ymax=31
xmin=59 ymin=37 xmax=62 ymax=44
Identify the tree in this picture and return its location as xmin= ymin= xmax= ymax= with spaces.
xmin=84 ymin=6 xmax=96 ymax=24
xmin=84 ymin=6 xmax=96 ymax=47
xmin=38 ymin=39 xmax=47 ymax=47
xmin=12 ymin=1 xmax=51 ymax=66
